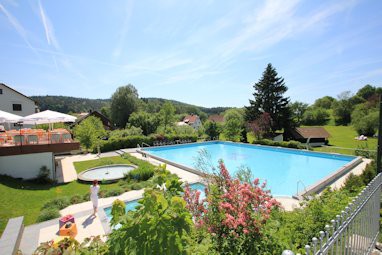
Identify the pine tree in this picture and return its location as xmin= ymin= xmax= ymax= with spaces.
xmin=245 ymin=63 xmax=291 ymax=133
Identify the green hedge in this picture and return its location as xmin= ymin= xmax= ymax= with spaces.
xmin=95 ymin=134 xmax=198 ymax=153
xmin=128 ymin=166 xmax=154 ymax=181
xmin=252 ymin=139 xmax=305 ymax=149
xmin=37 ymin=208 xmax=60 ymax=222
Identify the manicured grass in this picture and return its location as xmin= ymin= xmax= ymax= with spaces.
xmin=74 ymin=156 xmax=135 ymax=174
xmin=247 ymin=125 xmax=376 ymax=156
xmin=0 ymin=156 xmax=139 ymax=235
xmin=314 ymin=125 xmax=377 ymax=155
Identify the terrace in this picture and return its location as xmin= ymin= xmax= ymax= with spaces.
xmin=0 ymin=128 xmax=80 ymax=156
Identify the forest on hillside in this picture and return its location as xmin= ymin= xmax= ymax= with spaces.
xmin=30 ymin=95 xmax=230 ymax=116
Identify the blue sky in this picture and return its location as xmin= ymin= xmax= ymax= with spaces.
xmin=0 ymin=0 xmax=381 ymax=107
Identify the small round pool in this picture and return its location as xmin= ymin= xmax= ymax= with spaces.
xmin=77 ymin=164 xmax=137 ymax=183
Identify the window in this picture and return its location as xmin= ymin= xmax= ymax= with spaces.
xmin=13 ymin=104 xmax=22 ymax=111
xmin=0 ymin=89 xmax=2 ymax=94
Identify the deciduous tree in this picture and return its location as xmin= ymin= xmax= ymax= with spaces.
xmin=110 ymin=85 xmax=140 ymax=128
xmin=159 ymin=102 xmax=176 ymax=133
xmin=128 ymin=111 xmax=159 ymax=135
xmin=73 ymin=116 xmax=106 ymax=150
xmin=223 ymin=109 xmax=244 ymax=142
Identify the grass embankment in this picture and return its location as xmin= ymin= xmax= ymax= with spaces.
xmin=0 ymin=156 xmax=135 ymax=235
xmin=247 ymin=125 xmax=377 ymax=156
xmin=313 ymin=125 xmax=377 ymax=155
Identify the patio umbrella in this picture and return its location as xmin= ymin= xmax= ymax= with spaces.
xmin=21 ymin=110 xmax=77 ymax=125
xmin=0 ymin=110 xmax=23 ymax=123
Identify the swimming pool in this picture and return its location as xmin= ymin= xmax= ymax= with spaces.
xmin=103 ymin=182 xmax=206 ymax=221
xmin=143 ymin=142 xmax=359 ymax=196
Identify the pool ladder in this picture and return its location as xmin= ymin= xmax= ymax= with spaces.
xmin=296 ymin=180 xmax=307 ymax=197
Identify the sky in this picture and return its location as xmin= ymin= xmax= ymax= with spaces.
xmin=0 ymin=0 xmax=382 ymax=107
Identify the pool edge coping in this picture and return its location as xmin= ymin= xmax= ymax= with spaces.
xmin=137 ymin=140 xmax=362 ymax=199
xmin=294 ymin=156 xmax=363 ymax=199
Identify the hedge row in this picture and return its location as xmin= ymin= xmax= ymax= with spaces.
xmin=252 ymin=139 xmax=305 ymax=149
xmin=95 ymin=134 xmax=198 ymax=153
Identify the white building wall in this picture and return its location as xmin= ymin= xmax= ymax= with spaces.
xmin=0 ymin=152 xmax=55 ymax=180
xmin=0 ymin=84 xmax=37 ymax=117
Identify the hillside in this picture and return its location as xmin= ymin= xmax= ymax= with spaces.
xmin=142 ymin=97 xmax=231 ymax=115
xmin=31 ymin=96 xmax=110 ymax=113
xmin=31 ymin=95 xmax=231 ymax=115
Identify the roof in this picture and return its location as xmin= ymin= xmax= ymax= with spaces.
xmin=208 ymin=114 xmax=224 ymax=123
xmin=291 ymin=127 xmax=330 ymax=139
xmin=75 ymin=111 xmax=112 ymax=127
xmin=183 ymin=114 xmax=199 ymax=124
xmin=0 ymin=83 xmax=36 ymax=104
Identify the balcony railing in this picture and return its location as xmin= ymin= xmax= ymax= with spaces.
xmin=0 ymin=128 xmax=80 ymax=156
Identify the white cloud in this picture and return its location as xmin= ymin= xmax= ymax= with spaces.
xmin=38 ymin=0 xmax=60 ymax=49
xmin=0 ymin=3 xmax=38 ymax=54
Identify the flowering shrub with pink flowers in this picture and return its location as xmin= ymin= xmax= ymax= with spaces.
xmin=184 ymin=161 xmax=280 ymax=254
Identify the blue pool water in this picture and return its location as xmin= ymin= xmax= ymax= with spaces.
xmin=104 ymin=182 xmax=206 ymax=220
xmin=144 ymin=142 xmax=356 ymax=196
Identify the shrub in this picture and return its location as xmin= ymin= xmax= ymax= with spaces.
xmin=98 ymin=190 xmax=107 ymax=198
xmin=252 ymin=139 xmax=304 ymax=149
xmin=353 ymin=111 xmax=379 ymax=136
xmin=110 ymin=199 xmax=126 ymax=226
xmin=42 ymin=197 xmax=70 ymax=210
xmin=70 ymin=195 xmax=86 ymax=204
xmin=131 ymin=183 xmax=144 ymax=190
xmin=37 ymin=208 xmax=60 ymax=222
xmin=343 ymin=173 xmax=363 ymax=194
xmin=34 ymin=235 xmax=108 ymax=254
xmin=35 ymin=166 xmax=52 ymax=184
xmin=360 ymin=161 xmax=377 ymax=184
xmin=82 ymin=192 xmax=91 ymax=201
xmin=109 ymin=127 xmax=143 ymax=139
xmin=105 ymin=188 xmax=124 ymax=197
xmin=107 ymin=185 xmax=192 ymax=254
xmin=128 ymin=166 xmax=154 ymax=181
xmin=96 ymin=134 xmax=198 ymax=153
xmin=183 ymin=162 xmax=280 ymax=254
xmin=355 ymin=143 xmax=376 ymax=158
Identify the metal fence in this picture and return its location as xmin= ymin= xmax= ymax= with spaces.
xmin=283 ymin=173 xmax=382 ymax=255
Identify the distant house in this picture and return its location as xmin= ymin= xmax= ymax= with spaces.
xmin=74 ymin=110 xmax=113 ymax=130
xmin=208 ymin=114 xmax=224 ymax=123
xmin=0 ymin=83 xmax=38 ymax=116
xmin=181 ymin=114 xmax=202 ymax=129
xmin=290 ymin=127 xmax=330 ymax=147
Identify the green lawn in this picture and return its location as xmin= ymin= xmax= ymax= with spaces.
xmin=0 ymin=156 xmax=134 ymax=235
xmin=246 ymin=125 xmax=376 ymax=155
xmin=314 ymin=125 xmax=377 ymax=155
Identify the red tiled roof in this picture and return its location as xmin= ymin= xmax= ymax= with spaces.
xmin=292 ymin=127 xmax=330 ymax=139
xmin=183 ymin=114 xmax=199 ymax=124
xmin=208 ymin=114 xmax=224 ymax=123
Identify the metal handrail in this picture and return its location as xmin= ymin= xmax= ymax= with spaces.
xmin=296 ymin=180 xmax=307 ymax=196
xmin=141 ymin=142 xmax=151 ymax=147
